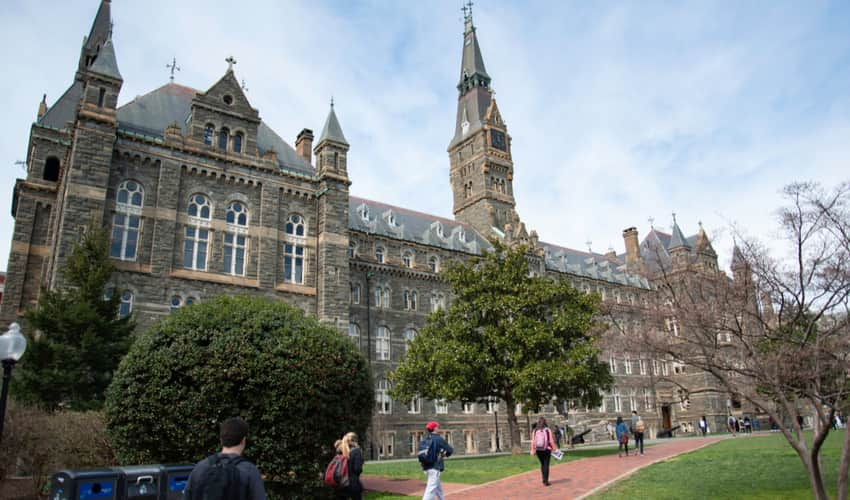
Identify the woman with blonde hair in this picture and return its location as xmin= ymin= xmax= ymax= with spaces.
xmin=336 ymin=432 xmax=364 ymax=499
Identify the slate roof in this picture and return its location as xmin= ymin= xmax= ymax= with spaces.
xmin=115 ymin=83 xmax=314 ymax=175
xmin=668 ymin=221 xmax=691 ymax=250
xmin=349 ymin=196 xmax=490 ymax=254
xmin=542 ymin=241 xmax=650 ymax=289
xmin=37 ymin=81 xmax=84 ymax=130
xmin=84 ymin=0 xmax=112 ymax=53
xmin=318 ymin=105 xmax=348 ymax=146
xmin=89 ymin=39 xmax=122 ymax=80
xmin=639 ymin=228 xmax=702 ymax=273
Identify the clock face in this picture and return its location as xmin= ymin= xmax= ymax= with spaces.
xmin=490 ymin=129 xmax=507 ymax=151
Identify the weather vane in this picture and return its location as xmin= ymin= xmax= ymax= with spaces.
xmin=166 ymin=57 xmax=180 ymax=82
xmin=648 ymin=216 xmax=655 ymax=229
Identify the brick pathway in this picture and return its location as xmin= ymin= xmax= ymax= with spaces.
xmin=364 ymin=436 xmax=725 ymax=499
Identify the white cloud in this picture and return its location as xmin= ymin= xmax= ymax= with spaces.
xmin=0 ymin=0 xmax=847 ymax=276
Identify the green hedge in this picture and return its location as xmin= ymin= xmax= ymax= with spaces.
xmin=104 ymin=295 xmax=372 ymax=497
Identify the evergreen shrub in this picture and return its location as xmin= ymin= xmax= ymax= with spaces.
xmin=104 ymin=295 xmax=372 ymax=497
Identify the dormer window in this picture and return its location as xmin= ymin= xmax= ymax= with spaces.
xmin=358 ymin=205 xmax=370 ymax=222
xmin=203 ymin=124 xmax=214 ymax=146
xmin=386 ymin=211 xmax=398 ymax=227
xmin=433 ymin=222 xmax=444 ymax=238
xmin=218 ymin=127 xmax=230 ymax=151
xmin=233 ymin=132 xmax=243 ymax=153
xmin=457 ymin=228 xmax=466 ymax=242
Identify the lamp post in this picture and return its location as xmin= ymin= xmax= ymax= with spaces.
xmin=494 ymin=409 xmax=501 ymax=452
xmin=0 ymin=323 xmax=27 ymax=444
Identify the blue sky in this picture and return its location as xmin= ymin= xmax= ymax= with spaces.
xmin=1 ymin=0 xmax=848 ymax=272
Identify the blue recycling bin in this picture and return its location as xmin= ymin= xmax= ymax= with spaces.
xmin=160 ymin=464 xmax=194 ymax=500
xmin=49 ymin=468 xmax=120 ymax=500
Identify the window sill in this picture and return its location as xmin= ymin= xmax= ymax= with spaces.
xmin=275 ymin=282 xmax=316 ymax=296
xmin=170 ymin=268 xmax=260 ymax=288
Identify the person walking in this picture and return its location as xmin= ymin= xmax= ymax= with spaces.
xmin=698 ymin=416 xmax=707 ymax=436
xmin=184 ymin=417 xmax=267 ymax=500
xmin=616 ymin=416 xmax=630 ymax=458
xmin=529 ymin=417 xmax=557 ymax=486
xmin=630 ymin=410 xmax=639 ymax=451
xmin=421 ymin=421 xmax=453 ymax=500
xmin=727 ymin=414 xmax=737 ymax=437
xmin=335 ymin=432 xmax=364 ymax=500
xmin=633 ymin=416 xmax=646 ymax=456
xmin=553 ymin=425 xmax=562 ymax=449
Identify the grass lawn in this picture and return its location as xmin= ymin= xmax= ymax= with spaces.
xmin=593 ymin=430 xmax=847 ymax=500
xmin=363 ymin=445 xmax=624 ymax=485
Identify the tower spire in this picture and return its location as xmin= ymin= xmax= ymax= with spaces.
xmin=449 ymin=3 xmax=493 ymax=148
xmin=78 ymin=0 xmax=113 ymax=72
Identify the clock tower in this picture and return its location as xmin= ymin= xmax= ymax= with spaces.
xmin=448 ymin=4 xmax=519 ymax=238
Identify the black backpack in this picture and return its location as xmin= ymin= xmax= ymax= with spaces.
xmin=417 ymin=435 xmax=439 ymax=468
xmin=191 ymin=454 xmax=243 ymax=500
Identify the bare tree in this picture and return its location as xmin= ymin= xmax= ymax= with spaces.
xmin=640 ymin=181 xmax=850 ymax=500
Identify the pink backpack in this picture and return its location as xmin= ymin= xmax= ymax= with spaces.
xmin=534 ymin=429 xmax=548 ymax=450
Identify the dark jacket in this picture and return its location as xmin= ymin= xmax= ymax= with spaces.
xmin=183 ymin=453 xmax=266 ymax=500
xmin=343 ymin=446 xmax=364 ymax=493
xmin=421 ymin=432 xmax=454 ymax=472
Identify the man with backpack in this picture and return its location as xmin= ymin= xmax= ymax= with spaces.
xmin=419 ymin=421 xmax=453 ymax=500
xmin=634 ymin=416 xmax=646 ymax=456
xmin=184 ymin=417 xmax=266 ymax=500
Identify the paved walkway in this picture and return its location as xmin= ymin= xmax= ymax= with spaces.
xmin=363 ymin=436 xmax=725 ymax=499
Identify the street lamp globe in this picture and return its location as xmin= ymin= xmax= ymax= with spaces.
xmin=0 ymin=322 xmax=27 ymax=362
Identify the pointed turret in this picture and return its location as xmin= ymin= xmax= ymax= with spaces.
xmin=449 ymin=4 xmax=493 ymax=148
xmin=668 ymin=215 xmax=691 ymax=250
xmin=317 ymin=101 xmax=349 ymax=146
xmin=88 ymin=37 xmax=122 ymax=81
xmin=78 ymin=0 xmax=113 ymax=72
xmin=731 ymin=243 xmax=747 ymax=272
xmin=315 ymin=101 xmax=350 ymax=177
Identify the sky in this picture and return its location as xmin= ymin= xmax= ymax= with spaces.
xmin=1 ymin=0 xmax=848 ymax=273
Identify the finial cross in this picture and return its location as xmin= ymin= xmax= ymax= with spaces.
xmin=672 ymin=212 xmax=677 ymax=225
xmin=648 ymin=216 xmax=655 ymax=229
xmin=225 ymin=55 xmax=237 ymax=72
xmin=167 ymin=57 xmax=181 ymax=82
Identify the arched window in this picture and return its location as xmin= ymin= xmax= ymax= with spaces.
xmin=348 ymin=323 xmax=360 ymax=343
xmin=170 ymin=295 xmax=183 ymax=313
xmin=188 ymin=194 xmax=211 ymax=219
xmin=402 ymin=251 xmax=413 ymax=268
xmin=376 ymin=326 xmax=390 ymax=360
xmin=404 ymin=328 xmax=417 ymax=351
xmin=232 ymin=132 xmax=243 ymax=153
xmin=613 ymin=387 xmax=622 ymax=412
xmin=428 ymin=256 xmax=439 ymax=273
xmin=377 ymin=379 xmax=391 ymax=414
xmin=403 ymin=290 xmax=417 ymax=311
xmin=350 ymin=283 xmax=361 ymax=304
xmin=184 ymin=194 xmax=211 ymax=271
xmin=218 ymin=127 xmax=230 ymax=151
xmin=110 ymin=180 xmax=144 ymax=261
xmin=203 ymin=124 xmax=214 ymax=146
xmin=224 ymin=202 xmax=248 ymax=275
xmin=285 ymin=214 xmax=305 ymax=236
xmin=226 ymin=202 xmax=248 ymax=227
xmin=43 ymin=156 xmax=60 ymax=182
xmin=375 ymin=246 xmax=385 ymax=264
xmin=348 ymin=241 xmax=357 ymax=259
xmin=119 ymin=290 xmax=133 ymax=318
xmin=283 ymin=214 xmax=305 ymax=284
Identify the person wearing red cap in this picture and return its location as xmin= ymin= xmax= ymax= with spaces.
xmin=420 ymin=421 xmax=453 ymax=500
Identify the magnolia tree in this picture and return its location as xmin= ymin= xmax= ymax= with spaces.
xmin=640 ymin=181 xmax=850 ymax=500
xmin=390 ymin=242 xmax=612 ymax=453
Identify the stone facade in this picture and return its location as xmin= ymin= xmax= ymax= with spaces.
xmin=1 ymin=1 xmax=752 ymax=459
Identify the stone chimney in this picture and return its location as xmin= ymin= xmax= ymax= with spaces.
xmin=295 ymin=128 xmax=314 ymax=165
xmin=622 ymin=227 xmax=642 ymax=269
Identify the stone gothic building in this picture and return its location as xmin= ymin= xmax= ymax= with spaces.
xmin=1 ymin=1 xmax=750 ymax=458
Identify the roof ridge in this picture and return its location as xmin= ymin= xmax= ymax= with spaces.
xmin=349 ymin=196 xmax=465 ymax=228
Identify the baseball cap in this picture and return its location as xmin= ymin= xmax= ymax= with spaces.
xmin=426 ymin=421 xmax=439 ymax=432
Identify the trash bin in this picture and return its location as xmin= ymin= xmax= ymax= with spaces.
xmin=114 ymin=465 xmax=160 ymax=500
xmin=161 ymin=464 xmax=194 ymax=500
xmin=49 ymin=468 xmax=120 ymax=500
